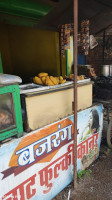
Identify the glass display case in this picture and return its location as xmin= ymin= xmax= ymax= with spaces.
xmin=0 ymin=84 xmax=23 ymax=141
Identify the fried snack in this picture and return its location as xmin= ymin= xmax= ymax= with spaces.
xmin=55 ymin=77 xmax=59 ymax=84
xmin=59 ymin=76 xmax=63 ymax=81
xmin=79 ymin=75 xmax=84 ymax=80
xmin=65 ymin=75 xmax=72 ymax=81
xmin=41 ymin=76 xmax=46 ymax=85
xmin=77 ymin=75 xmax=84 ymax=80
xmin=45 ymin=76 xmax=54 ymax=86
xmin=33 ymin=76 xmax=43 ymax=85
xmin=49 ymin=76 xmax=58 ymax=85
xmin=69 ymin=74 xmax=74 ymax=80
xmin=59 ymin=79 xmax=66 ymax=84
xmin=77 ymin=76 xmax=80 ymax=81
xmin=33 ymin=77 xmax=36 ymax=83
xmin=38 ymin=72 xmax=48 ymax=78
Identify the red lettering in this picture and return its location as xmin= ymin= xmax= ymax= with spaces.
xmin=54 ymin=163 xmax=60 ymax=178
xmin=2 ymin=174 xmax=36 ymax=200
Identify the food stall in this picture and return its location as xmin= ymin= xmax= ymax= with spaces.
xmin=0 ymin=75 xmax=103 ymax=200
xmin=0 ymin=103 xmax=103 ymax=200
xmin=0 ymin=0 xmax=105 ymax=199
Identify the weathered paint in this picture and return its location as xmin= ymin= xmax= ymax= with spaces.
xmin=0 ymin=104 xmax=103 ymax=199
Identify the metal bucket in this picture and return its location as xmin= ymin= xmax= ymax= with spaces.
xmin=100 ymin=65 xmax=110 ymax=77
xmin=109 ymin=65 xmax=112 ymax=76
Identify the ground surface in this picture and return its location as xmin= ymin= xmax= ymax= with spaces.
xmin=53 ymin=143 xmax=112 ymax=200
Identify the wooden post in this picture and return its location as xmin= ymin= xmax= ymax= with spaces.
xmin=73 ymin=0 xmax=78 ymax=189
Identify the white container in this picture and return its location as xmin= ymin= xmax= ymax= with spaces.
xmin=100 ymin=65 xmax=110 ymax=77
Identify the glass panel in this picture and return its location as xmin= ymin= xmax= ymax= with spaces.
xmin=0 ymin=93 xmax=16 ymax=131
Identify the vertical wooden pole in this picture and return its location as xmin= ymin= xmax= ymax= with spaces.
xmin=73 ymin=0 xmax=78 ymax=188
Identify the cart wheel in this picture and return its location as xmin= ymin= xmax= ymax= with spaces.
xmin=107 ymin=117 xmax=112 ymax=149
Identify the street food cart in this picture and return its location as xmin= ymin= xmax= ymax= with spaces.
xmin=0 ymin=74 xmax=103 ymax=200
xmin=0 ymin=0 xmax=108 ymax=199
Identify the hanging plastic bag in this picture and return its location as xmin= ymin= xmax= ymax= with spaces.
xmin=90 ymin=35 xmax=98 ymax=49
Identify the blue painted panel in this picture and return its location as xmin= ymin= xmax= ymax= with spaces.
xmin=78 ymin=54 xmax=86 ymax=65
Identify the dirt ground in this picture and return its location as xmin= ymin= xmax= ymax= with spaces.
xmin=53 ymin=142 xmax=112 ymax=200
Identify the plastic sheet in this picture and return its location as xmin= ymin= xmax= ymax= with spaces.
xmin=0 ymin=74 xmax=22 ymax=85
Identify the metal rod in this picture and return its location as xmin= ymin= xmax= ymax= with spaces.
xmin=73 ymin=0 xmax=78 ymax=189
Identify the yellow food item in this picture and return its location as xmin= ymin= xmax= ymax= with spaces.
xmin=49 ymin=76 xmax=58 ymax=85
xmin=55 ymin=77 xmax=59 ymax=84
xmin=79 ymin=75 xmax=84 ymax=80
xmin=33 ymin=77 xmax=36 ymax=83
xmin=77 ymin=76 xmax=80 ymax=81
xmin=33 ymin=76 xmax=43 ymax=85
xmin=69 ymin=74 xmax=74 ymax=79
xmin=38 ymin=72 xmax=48 ymax=78
xmin=59 ymin=79 xmax=66 ymax=84
xmin=59 ymin=76 xmax=63 ymax=81
xmin=45 ymin=76 xmax=54 ymax=86
xmin=77 ymin=75 xmax=84 ymax=80
xmin=41 ymin=76 xmax=46 ymax=85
